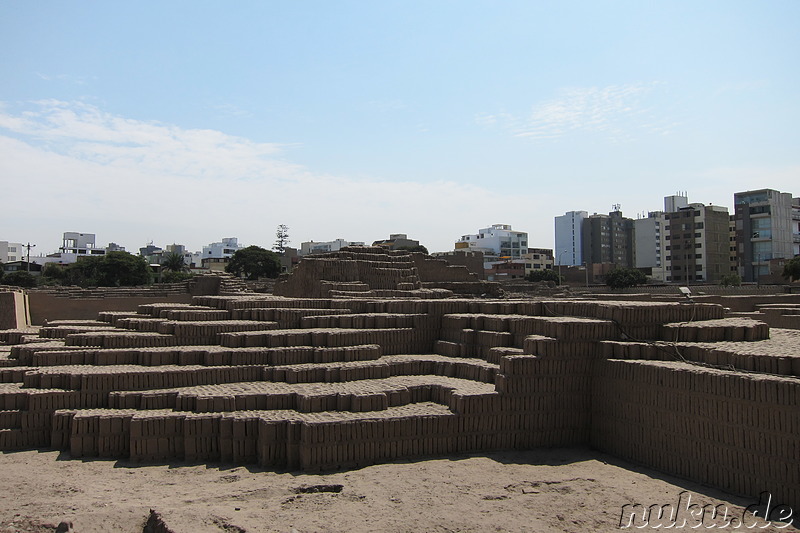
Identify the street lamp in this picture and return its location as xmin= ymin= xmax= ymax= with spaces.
xmin=558 ymin=250 xmax=569 ymax=286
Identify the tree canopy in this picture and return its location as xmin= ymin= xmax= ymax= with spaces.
xmin=161 ymin=252 xmax=187 ymax=272
xmin=63 ymin=252 xmax=151 ymax=287
xmin=2 ymin=270 xmax=37 ymax=288
xmin=225 ymin=246 xmax=281 ymax=280
xmin=605 ymin=267 xmax=647 ymax=290
xmin=526 ymin=269 xmax=561 ymax=284
xmin=783 ymin=257 xmax=800 ymax=282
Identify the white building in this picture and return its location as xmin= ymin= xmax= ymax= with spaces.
xmin=0 ymin=241 xmax=25 ymax=263
xmin=554 ymin=211 xmax=587 ymax=266
xmin=634 ymin=213 xmax=668 ymax=281
xmin=734 ymin=189 xmax=797 ymax=281
xmin=300 ymin=239 xmax=365 ymax=256
xmin=455 ymin=224 xmax=528 ymax=266
xmin=202 ymin=237 xmax=243 ymax=259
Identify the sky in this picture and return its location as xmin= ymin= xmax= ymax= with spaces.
xmin=1 ymin=0 xmax=799 ymax=256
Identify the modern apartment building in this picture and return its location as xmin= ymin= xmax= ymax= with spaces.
xmin=61 ymin=232 xmax=106 ymax=258
xmin=554 ymin=211 xmax=587 ymax=266
xmin=664 ymin=203 xmax=730 ymax=283
xmin=202 ymin=237 xmax=242 ymax=259
xmin=581 ymin=210 xmax=634 ymax=268
xmin=300 ymin=239 xmax=365 ymax=256
xmin=455 ymin=224 xmax=528 ymax=263
xmin=733 ymin=189 xmax=796 ymax=282
xmin=521 ymin=248 xmax=554 ymax=276
xmin=633 ymin=195 xmax=688 ymax=282
xmin=634 ymin=213 xmax=668 ymax=281
xmin=0 ymin=241 xmax=25 ymax=263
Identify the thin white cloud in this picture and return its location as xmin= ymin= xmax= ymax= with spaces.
xmin=0 ymin=100 xmax=545 ymax=254
xmin=478 ymin=83 xmax=664 ymax=142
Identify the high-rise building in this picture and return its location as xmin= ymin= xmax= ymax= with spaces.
xmin=733 ymin=189 xmax=796 ymax=282
xmin=664 ymin=203 xmax=730 ymax=284
xmin=634 ymin=212 xmax=668 ymax=281
xmin=554 ymin=211 xmax=587 ymax=266
xmin=581 ymin=210 xmax=634 ymax=268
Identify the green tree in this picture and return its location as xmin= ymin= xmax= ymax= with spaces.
xmin=161 ymin=270 xmax=193 ymax=283
xmin=42 ymin=263 xmax=66 ymax=281
xmin=720 ymin=273 xmax=742 ymax=287
xmin=0 ymin=261 xmax=4 ymax=284
xmin=3 ymin=271 xmax=37 ymax=288
xmin=605 ymin=267 xmax=647 ymax=290
xmin=274 ymin=225 xmax=290 ymax=255
xmin=63 ymin=252 xmax=151 ymax=287
xmin=161 ymin=252 xmax=187 ymax=273
xmin=526 ymin=269 xmax=561 ymax=283
xmin=783 ymin=257 xmax=800 ymax=282
xmin=225 ymin=246 xmax=281 ymax=280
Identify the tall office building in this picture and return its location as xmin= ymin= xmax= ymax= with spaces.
xmin=554 ymin=211 xmax=587 ymax=266
xmin=581 ymin=209 xmax=634 ymax=268
xmin=664 ymin=203 xmax=730 ymax=283
xmin=733 ymin=189 xmax=795 ymax=282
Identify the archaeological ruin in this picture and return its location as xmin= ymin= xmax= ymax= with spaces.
xmin=1 ymin=246 xmax=798 ymax=512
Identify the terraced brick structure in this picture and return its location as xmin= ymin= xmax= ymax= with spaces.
xmin=0 ymin=246 xmax=798 ymax=512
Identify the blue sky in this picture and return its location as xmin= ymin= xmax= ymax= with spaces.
xmin=1 ymin=1 xmax=798 ymax=255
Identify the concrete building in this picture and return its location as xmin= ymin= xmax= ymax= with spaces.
xmin=202 ymin=238 xmax=243 ymax=259
xmin=733 ymin=189 xmax=796 ymax=282
xmin=0 ymin=241 xmax=25 ymax=264
xmin=665 ymin=203 xmax=730 ymax=284
xmin=793 ymin=197 xmax=800 ymax=257
xmin=581 ymin=210 xmax=634 ymax=268
xmin=554 ymin=211 xmax=587 ymax=266
xmin=61 ymin=232 xmax=106 ymax=258
xmin=521 ymin=248 xmax=554 ymax=276
xmin=633 ymin=196 xmax=688 ymax=282
xmin=300 ymin=239 xmax=365 ymax=256
xmin=455 ymin=224 xmax=528 ymax=265
xmin=633 ymin=213 xmax=667 ymax=281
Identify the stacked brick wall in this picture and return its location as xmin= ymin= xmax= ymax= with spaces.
xmin=592 ymin=359 xmax=800 ymax=511
xmin=0 ymin=291 xmax=28 ymax=330
xmin=1 ymin=288 xmax=798 ymax=511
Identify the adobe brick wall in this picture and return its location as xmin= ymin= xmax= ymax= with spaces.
xmin=27 ymin=293 xmax=194 ymax=325
xmin=592 ymin=359 xmax=799 ymax=512
xmin=0 ymin=291 xmax=29 ymax=329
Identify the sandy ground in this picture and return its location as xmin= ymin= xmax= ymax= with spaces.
xmin=0 ymin=447 xmax=796 ymax=532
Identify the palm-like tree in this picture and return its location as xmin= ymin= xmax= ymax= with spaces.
xmin=161 ymin=252 xmax=187 ymax=273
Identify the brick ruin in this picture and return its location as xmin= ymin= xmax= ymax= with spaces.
xmin=0 ymin=246 xmax=798 ymax=511
xmin=274 ymin=246 xmax=502 ymax=298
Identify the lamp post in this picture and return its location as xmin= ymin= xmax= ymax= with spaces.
xmin=558 ymin=250 xmax=569 ymax=286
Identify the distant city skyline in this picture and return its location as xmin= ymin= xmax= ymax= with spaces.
xmin=1 ymin=1 xmax=798 ymax=255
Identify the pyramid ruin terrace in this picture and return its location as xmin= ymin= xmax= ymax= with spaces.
xmin=0 ymin=246 xmax=798 ymax=513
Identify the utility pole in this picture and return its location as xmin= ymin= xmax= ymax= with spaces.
xmin=24 ymin=243 xmax=35 ymax=272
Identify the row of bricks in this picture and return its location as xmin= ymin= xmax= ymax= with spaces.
xmin=21 ymin=344 xmax=384 ymax=367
